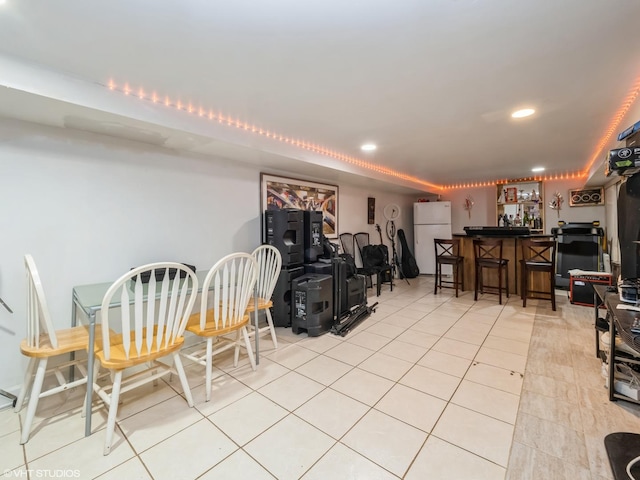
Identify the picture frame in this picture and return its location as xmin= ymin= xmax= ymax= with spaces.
xmin=569 ymin=187 xmax=604 ymax=207
xmin=504 ymin=187 xmax=518 ymax=203
xmin=260 ymin=173 xmax=339 ymax=238
xmin=367 ymin=197 xmax=375 ymax=224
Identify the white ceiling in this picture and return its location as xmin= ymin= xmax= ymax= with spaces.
xmin=1 ymin=0 xmax=639 ymax=192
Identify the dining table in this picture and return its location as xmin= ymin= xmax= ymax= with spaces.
xmin=72 ymin=270 xmax=261 ymax=436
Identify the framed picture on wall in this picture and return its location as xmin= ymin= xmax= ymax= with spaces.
xmin=504 ymin=187 xmax=518 ymax=203
xmin=260 ymin=173 xmax=339 ymax=238
xmin=569 ymin=187 xmax=604 ymax=207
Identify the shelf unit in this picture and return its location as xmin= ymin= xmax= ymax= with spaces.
xmin=496 ymin=181 xmax=544 ymax=232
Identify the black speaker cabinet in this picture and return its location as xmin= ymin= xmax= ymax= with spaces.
xmin=342 ymin=274 xmax=366 ymax=314
xmin=303 ymin=210 xmax=324 ymax=263
xmin=304 ymin=262 xmax=333 ymax=275
xmin=570 ymin=273 xmax=612 ymax=307
xmin=292 ymin=274 xmax=333 ymax=337
xmin=265 ymin=209 xmax=304 ymax=267
xmin=271 ymin=266 xmax=304 ymax=327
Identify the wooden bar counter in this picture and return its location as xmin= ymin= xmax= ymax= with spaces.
xmin=453 ymin=229 xmax=553 ymax=296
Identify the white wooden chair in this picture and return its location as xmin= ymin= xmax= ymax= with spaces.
xmin=181 ymin=253 xmax=258 ymax=402
xmin=15 ymin=255 xmax=89 ymax=444
xmin=92 ymin=262 xmax=198 ymax=455
xmin=245 ymin=245 xmax=282 ymax=349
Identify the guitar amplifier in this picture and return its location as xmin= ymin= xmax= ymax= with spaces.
xmin=570 ymin=272 xmax=612 ymax=307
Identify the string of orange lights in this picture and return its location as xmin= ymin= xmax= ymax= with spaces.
xmin=105 ymin=76 xmax=640 ymax=191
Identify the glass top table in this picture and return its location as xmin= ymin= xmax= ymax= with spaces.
xmin=72 ymin=270 xmax=261 ymax=436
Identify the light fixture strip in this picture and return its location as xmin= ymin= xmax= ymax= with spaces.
xmin=105 ymin=80 xmax=441 ymax=190
xmin=105 ymin=76 xmax=639 ymax=192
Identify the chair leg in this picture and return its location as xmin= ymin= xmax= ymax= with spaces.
xmin=242 ymin=327 xmax=257 ymax=371
xmin=205 ymin=338 xmax=213 ymax=402
xmin=550 ymin=271 xmax=556 ymax=311
xmin=82 ymin=361 xmax=100 ymax=419
xmin=103 ymin=370 xmax=122 ymax=456
xmin=20 ymin=358 xmax=47 ymax=444
xmin=265 ymin=309 xmax=278 ymax=349
xmin=460 ymin=261 xmax=464 ymax=292
xmin=454 ymin=264 xmax=459 ymax=297
xmin=474 ymin=264 xmax=479 ymax=301
xmin=523 ymin=268 xmax=528 ymax=308
xmin=498 ymin=266 xmax=503 ymax=305
xmin=173 ymin=353 xmax=194 ymax=407
xmin=15 ymin=357 xmax=37 ymax=413
xmin=434 ymin=263 xmax=439 ymax=294
xmin=233 ymin=329 xmax=242 ymax=367
xmin=505 ymin=264 xmax=509 ymax=298
xmin=376 ymin=273 xmax=382 ymax=297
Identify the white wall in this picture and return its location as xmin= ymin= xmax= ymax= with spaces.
xmin=542 ymin=179 xmax=606 ymax=233
xmin=440 ymin=185 xmax=496 ymax=234
xmin=0 ymin=118 xmax=415 ymax=391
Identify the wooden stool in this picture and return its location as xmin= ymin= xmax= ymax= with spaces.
xmin=473 ymin=238 xmax=509 ymax=304
xmin=434 ymin=238 xmax=464 ymax=297
xmin=521 ymin=239 xmax=556 ymax=311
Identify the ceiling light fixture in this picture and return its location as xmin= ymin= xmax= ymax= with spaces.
xmin=511 ymin=108 xmax=535 ymax=118
xmin=531 ymin=167 xmax=545 ymax=172
xmin=361 ymin=143 xmax=377 ymax=152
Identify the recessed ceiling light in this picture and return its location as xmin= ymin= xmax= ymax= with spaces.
xmin=361 ymin=143 xmax=377 ymax=152
xmin=512 ymin=108 xmax=535 ymax=118
xmin=531 ymin=166 xmax=545 ymax=172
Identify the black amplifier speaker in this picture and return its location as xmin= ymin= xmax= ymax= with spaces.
xmin=570 ymin=273 xmax=612 ymax=307
xmin=292 ymin=274 xmax=333 ymax=336
xmin=342 ymin=275 xmax=366 ymax=315
xmin=304 ymin=262 xmax=333 ymax=275
xmin=265 ymin=209 xmax=304 ymax=267
xmin=271 ymin=266 xmax=304 ymax=327
xmin=303 ymin=210 xmax=324 ymax=263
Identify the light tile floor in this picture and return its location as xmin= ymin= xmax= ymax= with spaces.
xmin=2 ymin=276 xmax=639 ymax=479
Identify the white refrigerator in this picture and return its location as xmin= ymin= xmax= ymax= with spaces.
xmin=414 ymin=201 xmax=452 ymax=275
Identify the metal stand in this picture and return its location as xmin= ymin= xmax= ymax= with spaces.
xmin=387 ymin=220 xmax=410 ymax=285
xmin=324 ymin=240 xmax=374 ymax=337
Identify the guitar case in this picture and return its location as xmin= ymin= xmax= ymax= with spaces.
xmin=397 ymin=229 xmax=419 ymax=278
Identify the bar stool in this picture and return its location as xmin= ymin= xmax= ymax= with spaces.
xmin=473 ymin=238 xmax=509 ymax=304
xmin=521 ymin=239 xmax=556 ymax=311
xmin=434 ymin=238 xmax=464 ymax=297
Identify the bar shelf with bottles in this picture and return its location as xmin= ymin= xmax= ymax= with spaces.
xmin=496 ymin=181 xmax=544 ymax=233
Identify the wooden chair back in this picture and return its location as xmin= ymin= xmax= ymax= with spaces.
xmin=252 ymin=245 xmax=282 ymax=302
xmin=198 ymin=253 xmax=258 ymax=331
xmin=24 ymin=254 xmax=57 ymax=349
xmin=99 ymin=262 xmax=198 ymax=361
xmin=473 ymin=238 xmax=505 ymax=262
xmin=434 ymin=238 xmax=461 ymax=260
xmin=521 ymin=239 xmax=556 ymax=265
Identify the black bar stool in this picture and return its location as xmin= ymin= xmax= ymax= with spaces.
xmin=521 ymin=239 xmax=557 ymax=311
xmin=434 ymin=238 xmax=464 ymax=297
xmin=473 ymin=238 xmax=509 ymax=304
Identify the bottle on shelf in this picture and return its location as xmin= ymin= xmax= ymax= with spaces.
xmin=514 ymin=213 xmax=521 ymax=226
